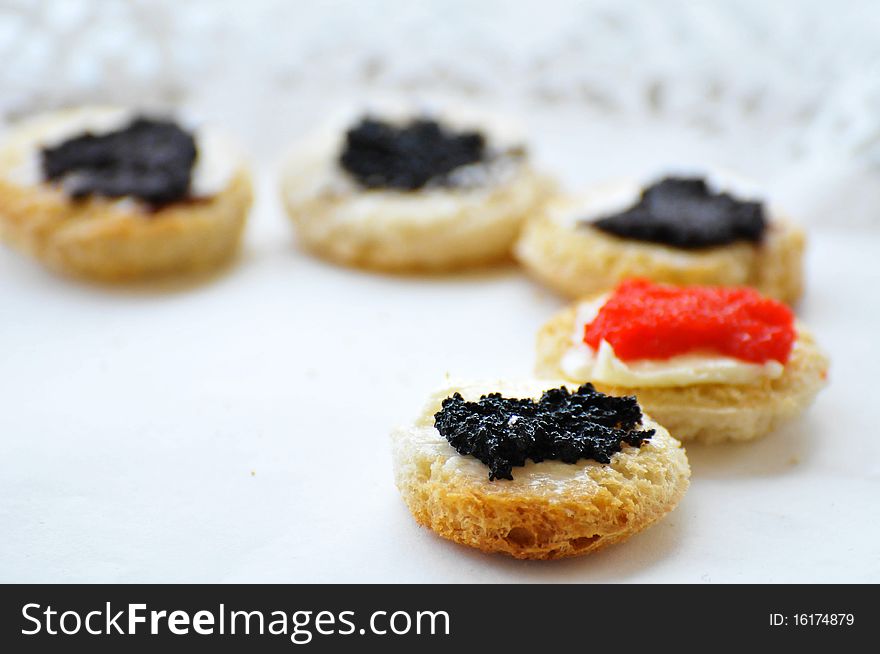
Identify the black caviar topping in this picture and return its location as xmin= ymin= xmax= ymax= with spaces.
xmin=590 ymin=177 xmax=766 ymax=249
xmin=41 ymin=117 xmax=198 ymax=208
xmin=434 ymin=384 xmax=654 ymax=481
xmin=339 ymin=117 xmax=487 ymax=190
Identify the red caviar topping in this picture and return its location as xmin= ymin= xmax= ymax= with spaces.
xmin=584 ymin=279 xmax=796 ymax=364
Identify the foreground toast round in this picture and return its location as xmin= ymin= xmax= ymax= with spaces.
xmin=391 ymin=379 xmax=690 ymax=559
xmin=281 ymin=109 xmax=554 ymax=272
xmin=515 ymin=181 xmax=805 ymax=304
xmin=0 ymin=107 xmax=252 ymax=281
xmin=536 ymin=302 xmax=829 ymax=443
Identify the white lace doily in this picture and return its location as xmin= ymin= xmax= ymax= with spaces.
xmin=1 ymin=0 xmax=877 ymax=224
